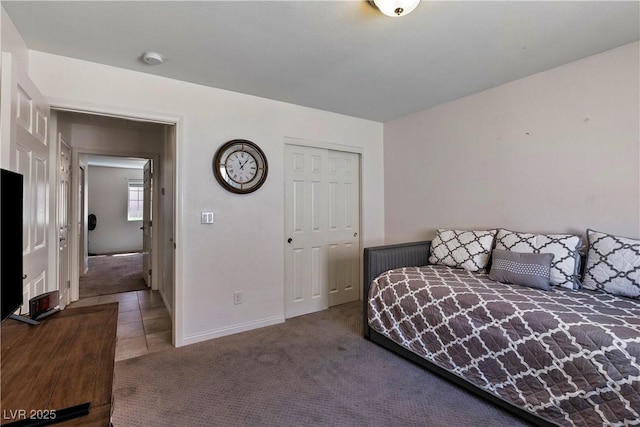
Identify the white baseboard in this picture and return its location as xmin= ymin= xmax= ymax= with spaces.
xmin=158 ymin=288 xmax=173 ymax=320
xmin=180 ymin=315 xmax=285 ymax=347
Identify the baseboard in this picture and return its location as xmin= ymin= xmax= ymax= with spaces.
xmin=158 ymin=289 xmax=173 ymax=319
xmin=181 ymin=315 xmax=285 ymax=346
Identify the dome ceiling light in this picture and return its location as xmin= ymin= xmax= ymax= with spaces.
xmin=372 ymin=0 xmax=420 ymax=17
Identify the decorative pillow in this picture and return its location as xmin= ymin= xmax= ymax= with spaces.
xmin=494 ymin=229 xmax=582 ymax=289
xmin=428 ymin=229 xmax=497 ymax=272
xmin=489 ymin=249 xmax=554 ymax=291
xmin=582 ymin=229 xmax=640 ymax=299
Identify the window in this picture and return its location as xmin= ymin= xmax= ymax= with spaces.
xmin=127 ymin=180 xmax=144 ymax=221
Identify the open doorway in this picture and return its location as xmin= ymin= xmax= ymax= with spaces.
xmin=80 ymin=155 xmax=151 ymax=299
xmin=56 ymin=110 xmax=176 ymax=359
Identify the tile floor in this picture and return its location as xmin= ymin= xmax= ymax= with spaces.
xmin=67 ymin=289 xmax=172 ymax=361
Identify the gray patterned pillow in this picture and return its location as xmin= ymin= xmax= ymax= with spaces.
xmin=582 ymin=229 xmax=640 ymax=299
xmin=428 ymin=229 xmax=497 ymax=272
xmin=494 ymin=229 xmax=582 ymax=289
xmin=489 ymin=249 xmax=554 ymax=291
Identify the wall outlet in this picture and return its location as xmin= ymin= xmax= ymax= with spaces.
xmin=233 ymin=291 xmax=243 ymax=305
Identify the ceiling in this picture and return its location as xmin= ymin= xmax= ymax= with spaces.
xmin=3 ymin=1 xmax=639 ymax=122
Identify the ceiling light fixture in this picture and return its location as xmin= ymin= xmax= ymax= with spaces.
xmin=372 ymin=0 xmax=420 ymax=17
xmin=141 ymin=51 xmax=163 ymax=65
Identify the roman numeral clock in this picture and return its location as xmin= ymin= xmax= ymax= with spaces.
xmin=213 ymin=139 xmax=268 ymax=194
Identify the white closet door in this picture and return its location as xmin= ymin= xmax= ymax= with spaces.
xmin=327 ymin=150 xmax=360 ymax=307
xmin=284 ymin=144 xmax=360 ymax=319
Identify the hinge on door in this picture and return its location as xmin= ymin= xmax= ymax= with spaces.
xmin=66 ymin=280 xmax=71 ymax=289
xmin=148 ymin=269 xmax=152 ymax=276
xmin=149 ymin=220 xmax=152 ymax=227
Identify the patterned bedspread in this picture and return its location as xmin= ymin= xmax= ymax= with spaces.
xmin=368 ymin=265 xmax=640 ymax=426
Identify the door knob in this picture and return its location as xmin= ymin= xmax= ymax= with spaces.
xmin=287 ymin=238 xmax=293 ymax=243
xmin=353 ymin=232 xmax=358 ymax=238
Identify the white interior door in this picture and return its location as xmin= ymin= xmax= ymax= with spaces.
xmin=0 ymin=52 xmax=50 ymax=311
xmin=78 ymin=165 xmax=86 ymax=277
xmin=284 ymin=144 xmax=360 ymax=318
xmin=142 ymin=160 xmax=152 ymax=287
xmin=58 ymin=138 xmax=71 ymax=307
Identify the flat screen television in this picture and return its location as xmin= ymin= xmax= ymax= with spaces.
xmin=1 ymin=168 xmax=25 ymax=322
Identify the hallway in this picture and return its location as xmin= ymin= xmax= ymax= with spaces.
xmin=68 ymin=290 xmax=172 ymax=361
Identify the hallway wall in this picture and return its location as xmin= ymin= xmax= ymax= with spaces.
xmin=88 ymin=165 xmax=144 ymax=254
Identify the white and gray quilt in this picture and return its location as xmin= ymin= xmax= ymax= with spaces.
xmin=368 ymin=265 xmax=640 ymax=426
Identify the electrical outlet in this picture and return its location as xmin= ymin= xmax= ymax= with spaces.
xmin=233 ymin=291 xmax=243 ymax=305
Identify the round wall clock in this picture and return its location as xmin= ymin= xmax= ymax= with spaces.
xmin=212 ymin=139 xmax=268 ymax=194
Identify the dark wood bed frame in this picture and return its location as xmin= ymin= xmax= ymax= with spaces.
xmin=363 ymin=241 xmax=557 ymax=427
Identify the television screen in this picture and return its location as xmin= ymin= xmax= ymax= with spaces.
xmin=1 ymin=169 xmax=24 ymax=321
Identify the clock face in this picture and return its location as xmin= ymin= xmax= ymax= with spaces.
xmin=213 ymin=140 xmax=268 ymax=194
xmin=225 ymin=150 xmax=257 ymax=184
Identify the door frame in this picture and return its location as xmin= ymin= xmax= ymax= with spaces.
xmin=142 ymin=159 xmax=153 ymax=287
xmin=57 ymin=135 xmax=72 ymax=308
xmin=283 ymin=136 xmax=364 ymax=309
xmin=48 ymin=98 xmax=184 ymax=347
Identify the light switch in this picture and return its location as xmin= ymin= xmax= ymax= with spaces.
xmin=201 ymin=211 xmax=214 ymax=224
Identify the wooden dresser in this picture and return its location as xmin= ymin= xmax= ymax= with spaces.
xmin=1 ymin=303 xmax=118 ymax=426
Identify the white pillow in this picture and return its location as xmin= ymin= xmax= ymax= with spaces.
xmin=582 ymin=229 xmax=640 ymax=299
xmin=494 ymin=229 xmax=582 ymax=289
xmin=428 ymin=229 xmax=497 ymax=272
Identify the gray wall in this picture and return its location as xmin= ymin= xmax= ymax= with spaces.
xmin=384 ymin=41 xmax=640 ymax=243
xmin=88 ymin=166 xmax=144 ymax=254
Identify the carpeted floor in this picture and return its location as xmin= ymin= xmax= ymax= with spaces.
xmin=79 ymin=253 xmax=148 ymax=299
xmin=113 ymin=302 xmax=533 ymax=427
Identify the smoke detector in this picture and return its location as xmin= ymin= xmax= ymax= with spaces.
xmin=141 ymin=51 xmax=163 ymax=65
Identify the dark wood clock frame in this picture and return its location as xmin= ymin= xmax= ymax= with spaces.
xmin=212 ymin=139 xmax=268 ymax=194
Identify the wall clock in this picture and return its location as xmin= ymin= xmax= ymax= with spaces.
xmin=212 ymin=139 xmax=268 ymax=194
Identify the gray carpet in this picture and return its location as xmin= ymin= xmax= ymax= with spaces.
xmin=113 ymin=302 xmax=532 ymax=427
xmin=79 ymin=253 xmax=148 ymax=298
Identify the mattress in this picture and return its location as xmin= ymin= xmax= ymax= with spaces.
xmin=368 ymin=265 xmax=640 ymax=426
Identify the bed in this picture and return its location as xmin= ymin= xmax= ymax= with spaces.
xmin=363 ymin=240 xmax=640 ymax=427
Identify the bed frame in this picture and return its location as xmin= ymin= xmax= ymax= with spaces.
xmin=363 ymin=241 xmax=556 ymax=427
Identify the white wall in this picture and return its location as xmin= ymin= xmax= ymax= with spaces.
xmin=0 ymin=5 xmax=28 ymax=69
xmin=0 ymin=5 xmax=29 ymax=169
xmin=28 ymin=51 xmax=385 ymax=346
xmin=384 ymin=41 xmax=640 ymax=243
xmin=87 ymin=166 xmax=144 ymax=254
